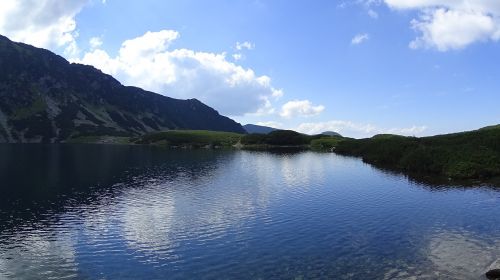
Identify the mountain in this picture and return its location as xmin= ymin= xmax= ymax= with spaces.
xmin=243 ymin=124 xmax=277 ymax=134
xmin=321 ymin=131 xmax=342 ymax=137
xmin=0 ymin=35 xmax=245 ymax=143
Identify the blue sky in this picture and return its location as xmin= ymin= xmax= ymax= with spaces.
xmin=1 ymin=0 xmax=500 ymax=137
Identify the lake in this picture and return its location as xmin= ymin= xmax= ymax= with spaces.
xmin=0 ymin=144 xmax=499 ymax=279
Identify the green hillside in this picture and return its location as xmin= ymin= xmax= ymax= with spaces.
xmin=334 ymin=126 xmax=500 ymax=180
xmin=98 ymin=125 xmax=500 ymax=181
xmin=134 ymin=130 xmax=243 ymax=148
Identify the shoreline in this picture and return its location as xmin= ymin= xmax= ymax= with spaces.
xmin=1 ymin=141 xmax=499 ymax=187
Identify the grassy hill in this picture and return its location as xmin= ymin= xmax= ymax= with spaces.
xmin=241 ymin=130 xmax=311 ymax=147
xmin=134 ymin=130 xmax=243 ymax=148
xmin=334 ymin=126 xmax=500 ymax=180
xmin=310 ymin=136 xmax=345 ymax=150
xmin=132 ymin=129 xmax=341 ymax=149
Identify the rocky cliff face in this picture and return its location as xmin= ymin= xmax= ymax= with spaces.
xmin=0 ymin=35 xmax=245 ymax=143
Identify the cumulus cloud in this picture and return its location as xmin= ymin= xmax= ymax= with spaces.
xmin=235 ymin=41 xmax=255 ymax=50
xmin=295 ymin=120 xmax=427 ymax=137
xmin=232 ymin=41 xmax=254 ymax=61
xmin=409 ymin=8 xmax=500 ymax=51
xmin=232 ymin=53 xmax=243 ymax=61
xmin=383 ymin=0 xmax=500 ymax=51
xmin=280 ymin=100 xmax=325 ymax=118
xmin=74 ymin=31 xmax=282 ymax=116
xmin=351 ymin=33 xmax=370 ymax=45
xmin=0 ymin=0 xmax=88 ymax=56
xmin=89 ymin=36 xmax=103 ymax=49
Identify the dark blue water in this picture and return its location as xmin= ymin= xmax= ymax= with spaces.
xmin=0 ymin=144 xmax=499 ymax=279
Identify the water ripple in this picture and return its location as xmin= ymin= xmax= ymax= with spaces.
xmin=0 ymin=146 xmax=499 ymax=279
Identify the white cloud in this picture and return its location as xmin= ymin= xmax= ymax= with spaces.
xmin=235 ymin=41 xmax=255 ymax=50
xmin=272 ymin=88 xmax=284 ymax=98
xmin=232 ymin=53 xmax=243 ymax=61
xmin=89 ymin=36 xmax=103 ymax=49
xmin=383 ymin=0 xmax=500 ymax=51
xmin=280 ymin=100 xmax=325 ymax=118
xmin=74 ymin=30 xmax=282 ymax=117
xmin=351 ymin=33 xmax=370 ymax=45
xmin=295 ymin=120 xmax=427 ymax=137
xmin=0 ymin=0 xmax=88 ymax=56
xmin=251 ymin=96 xmax=276 ymax=116
xmin=256 ymin=121 xmax=283 ymax=128
xmin=386 ymin=125 xmax=428 ymax=135
xmin=232 ymin=41 xmax=254 ymax=62
xmin=384 ymin=0 xmax=500 ymax=12
xmin=368 ymin=9 xmax=379 ymax=18
xmin=409 ymin=8 xmax=500 ymax=51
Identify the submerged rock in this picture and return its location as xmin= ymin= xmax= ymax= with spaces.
xmin=486 ymin=269 xmax=500 ymax=279
xmin=486 ymin=259 xmax=500 ymax=279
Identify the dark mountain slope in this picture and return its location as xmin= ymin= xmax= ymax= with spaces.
xmin=321 ymin=131 xmax=341 ymax=137
xmin=243 ymin=124 xmax=277 ymax=134
xmin=0 ymin=35 xmax=245 ymax=143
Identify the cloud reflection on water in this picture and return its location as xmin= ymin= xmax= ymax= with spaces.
xmin=0 ymin=148 xmax=499 ymax=279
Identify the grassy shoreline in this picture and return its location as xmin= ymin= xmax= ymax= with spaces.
xmin=126 ymin=129 xmax=342 ymax=150
xmin=334 ymin=127 xmax=500 ymax=180
xmin=62 ymin=125 xmax=500 ymax=181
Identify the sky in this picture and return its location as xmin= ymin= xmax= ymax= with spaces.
xmin=1 ymin=0 xmax=500 ymax=138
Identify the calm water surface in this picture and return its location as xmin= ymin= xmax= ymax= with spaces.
xmin=0 ymin=144 xmax=499 ymax=279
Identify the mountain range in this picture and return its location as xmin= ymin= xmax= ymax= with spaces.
xmin=321 ymin=131 xmax=342 ymax=137
xmin=0 ymin=35 xmax=245 ymax=143
xmin=243 ymin=124 xmax=277 ymax=134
